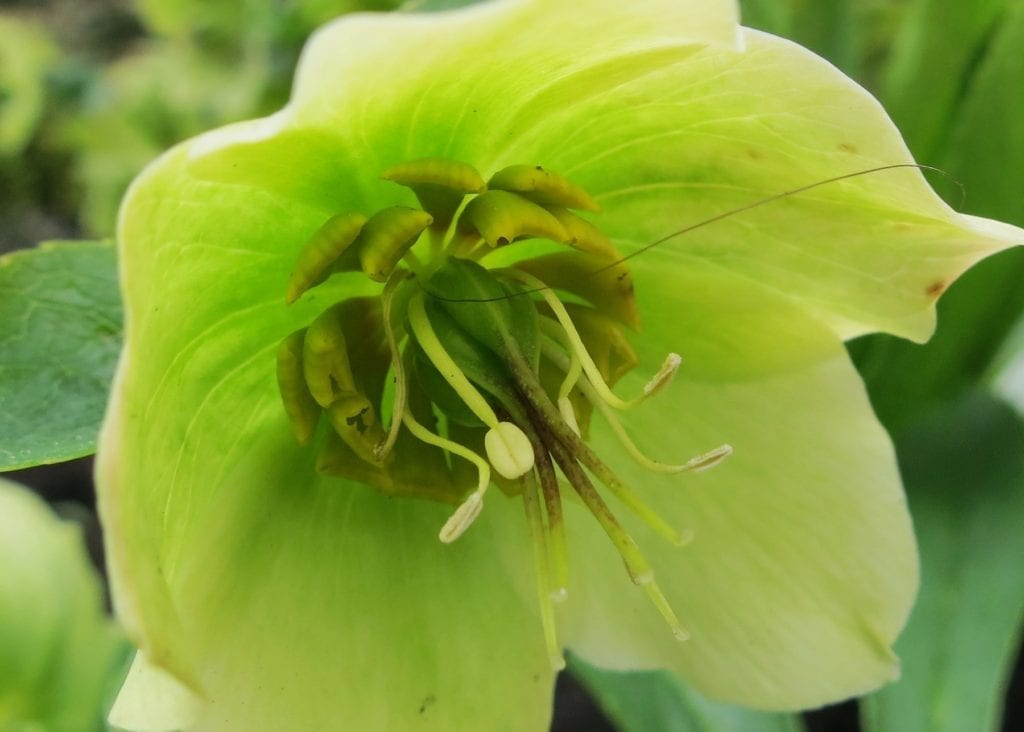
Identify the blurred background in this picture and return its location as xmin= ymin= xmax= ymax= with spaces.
xmin=1 ymin=0 xmax=1022 ymax=730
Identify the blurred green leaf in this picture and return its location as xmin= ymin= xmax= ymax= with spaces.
xmin=0 ymin=242 xmax=122 ymax=471
xmin=568 ymin=656 xmax=805 ymax=732
xmin=0 ymin=16 xmax=56 ymax=155
xmin=881 ymin=0 xmax=1008 ymax=161
xmin=941 ymin=1 xmax=1024 ymax=222
xmin=862 ymin=392 xmax=1024 ymax=732
xmin=0 ymin=476 xmax=130 ymax=732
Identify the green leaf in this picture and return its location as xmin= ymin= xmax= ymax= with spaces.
xmin=0 ymin=477 xmax=129 ymax=732
xmin=0 ymin=241 xmax=122 ymax=471
xmin=0 ymin=16 xmax=55 ymax=155
xmin=861 ymin=392 xmax=1024 ymax=732
xmin=881 ymin=0 xmax=1008 ymax=161
xmin=569 ymin=655 xmax=805 ymax=732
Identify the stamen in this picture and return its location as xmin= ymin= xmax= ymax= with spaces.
xmin=556 ymin=348 xmax=583 ymax=437
xmin=521 ymin=471 xmax=566 ymax=671
xmin=406 ymin=292 xmax=501 ymax=429
xmin=276 ymin=328 xmax=320 ymax=445
xmin=400 ymin=410 xmax=491 ymax=543
xmin=285 ymin=213 xmax=367 ymax=304
xmin=542 ymin=339 xmax=732 ymax=475
xmin=375 ymin=271 xmax=411 ymax=460
xmin=484 ymin=422 xmax=535 ymax=480
xmin=548 ymin=439 xmax=688 ymax=643
xmin=534 ymin=440 xmax=569 ymax=602
xmin=643 ymin=353 xmax=682 ymax=398
xmin=508 ymin=357 xmax=687 ymax=546
xmin=302 ymin=303 xmax=360 ymax=408
xmin=504 ymin=269 xmax=646 ymax=411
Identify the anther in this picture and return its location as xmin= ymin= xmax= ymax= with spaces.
xmin=400 ymin=409 xmax=492 ymax=542
xmin=460 ymin=190 xmax=570 ymax=248
xmin=643 ymin=353 xmax=682 ymax=398
xmin=276 ymin=328 xmax=320 ymax=444
xmin=488 ymin=164 xmax=600 ymax=212
xmin=484 ymin=422 xmax=535 ymax=480
xmin=382 ymin=158 xmax=486 ymax=229
xmin=302 ymin=303 xmax=360 ymax=408
xmin=355 ymin=206 xmax=433 ymax=282
xmin=286 ymin=213 xmax=367 ymax=304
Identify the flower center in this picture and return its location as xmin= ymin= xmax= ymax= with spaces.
xmin=276 ymin=158 xmax=731 ymax=669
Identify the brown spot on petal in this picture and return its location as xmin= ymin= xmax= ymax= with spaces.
xmin=925 ymin=281 xmax=946 ymax=298
xmin=838 ymin=142 xmax=858 ymax=153
xmin=747 ymin=148 xmax=763 ymax=160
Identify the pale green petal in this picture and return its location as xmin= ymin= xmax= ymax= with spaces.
xmin=515 ymin=258 xmax=917 ymax=710
xmin=108 ymin=653 xmax=202 ymax=731
xmin=185 ymin=1 xmax=1019 ymax=344
xmin=99 ymin=148 xmax=554 ymax=731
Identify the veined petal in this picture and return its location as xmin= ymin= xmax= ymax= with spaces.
xmin=514 ymin=259 xmax=917 ymax=710
xmin=99 ymin=149 xmax=554 ymax=730
xmin=183 ymin=2 xmax=1020 ymax=344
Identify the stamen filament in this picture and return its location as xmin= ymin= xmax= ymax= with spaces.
xmin=406 ymin=292 xmax=501 ymax=429
xmin=376 ymin=270 xmax=411 ymax=460
xmin=542 ymin=339 xmax=733 ymax=475
xmin=521 ymin=471 xmax=565 ymax=671
xmin=547 ymin=439 xmax=687 ymax=642
xmin=529 ymin=427 xmax=570 ymax=602
xmin=400 ymin=410 xmax=491 ymax=543
xmin=509 ymin=358 xmax=687 ymax=546
xmin=556 ymin=347 xmax=583 ymax=436
xmin=504 ymin=269 xmax=643 ymax=410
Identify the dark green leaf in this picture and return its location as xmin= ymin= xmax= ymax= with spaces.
xmin=862 ymin=392 xmax=1024 ymax=732
xmin=881 ymin=0 xmax=1008 ymax=161
xmin=0 ymin=241 xmax=122 ymax=471
xmin=569 ymin=656 xmax=805 ymax=732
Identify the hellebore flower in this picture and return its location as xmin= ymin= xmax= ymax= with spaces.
xmin=97 ymin=1 xmax=1024 ymax=729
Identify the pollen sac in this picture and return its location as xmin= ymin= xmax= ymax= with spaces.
xmin=355 ymin=206 xmax=433 ymax=282
xmin=276 ymin=328 xmax=320 ymax=444
xmin=459 ymin=190 xmax=570 ymax=248
xmin=286 ymin=212 xmax=367 ymax=304
xmin=302 ymin=303 xmax=361 ymax=408
xmin=382 ymin=158 xmax=486 ymax=229
xmin=327 ymin=393 xmax=387 ymax=467
xmin=488 ymin=164 xmax=600 ymax=212
xmin=547 ymin=207 xmax=618 ymax=259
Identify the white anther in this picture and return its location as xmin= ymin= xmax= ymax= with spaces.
xmin=484 ymin=422 xmax=535 ymax=479
xmin=684 ymin=444 xmax=733 ymax=472
xmin=439 ymin=492 xmax=484 ymax=544
xmin=643 ymin=353 xmax=682 ymax=397
xmin=557 ymin=396 xmax=581 ymax=437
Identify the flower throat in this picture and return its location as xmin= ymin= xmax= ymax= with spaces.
xmin=276 ymin=158 xmax=731 ymax=669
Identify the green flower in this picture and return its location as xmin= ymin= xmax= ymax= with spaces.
xmin=97 ymin=1 xmax=1024 ymax=729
